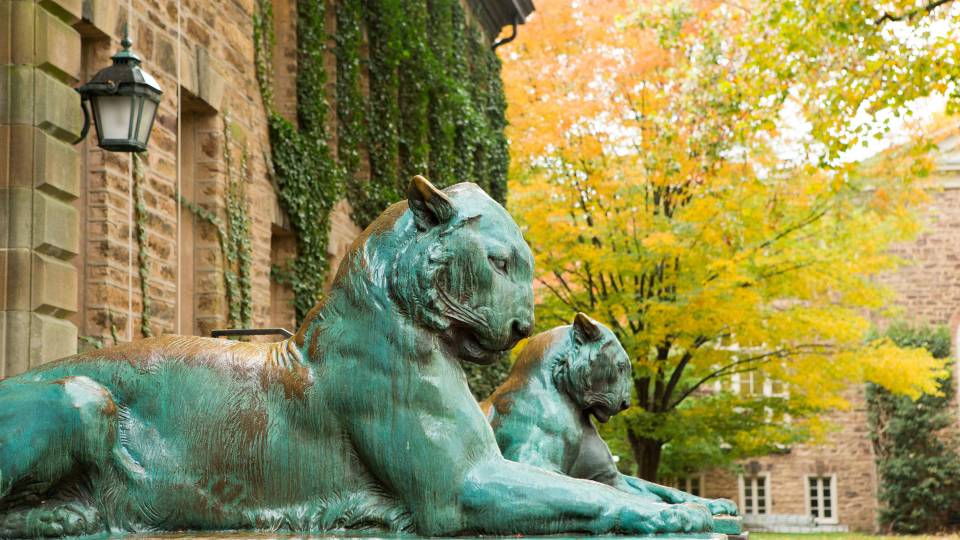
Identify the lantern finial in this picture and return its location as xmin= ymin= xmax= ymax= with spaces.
xmin=113 ymin=24 xmax=141 ymax=64
xmin=121 ymin=24 xmax=132 ymax=50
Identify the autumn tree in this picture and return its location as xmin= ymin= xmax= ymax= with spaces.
xmin=500 ymin=0 xmax=955 ymax=480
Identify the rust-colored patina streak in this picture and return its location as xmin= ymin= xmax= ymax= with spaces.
xmin=260 ymin=362 xmax=313 ymax=400
xmin=331 ymin=200 xmax=408 ymax=284
xmin=480 ymin=330 xmax=557 ymax=418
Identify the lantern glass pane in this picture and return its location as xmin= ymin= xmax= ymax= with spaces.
xmin=96 ymin=95 xmax=134 ymax=140
xmin=136 ymin=99 xmax=157 ymax=145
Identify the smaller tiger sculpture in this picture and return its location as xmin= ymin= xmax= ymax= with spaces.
xmin=481 ymin=313 xmax=740 ymax=524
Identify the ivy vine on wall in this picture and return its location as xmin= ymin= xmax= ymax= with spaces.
xmin=132 ymin=153 xmax=153 ymax=338
xmin=252 ymin=0 xmax=511 ymax=395
xmin=254 ymin=0 xmax=340 ymax=322
xmin=221 ymin=119 xmax=254 ymax=328
xmin=177 ymin=116 xmax=254 ymax=329
xmin=342 ymin=0 xmax=510 ymax=227
xmin=253 ymin=0 xmax=510 ymax=324
xmin=335 ymin=0 xmax=365 ymax=194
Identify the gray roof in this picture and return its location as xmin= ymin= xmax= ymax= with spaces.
xmin=468 ymin=0 xmax=535 ymax=40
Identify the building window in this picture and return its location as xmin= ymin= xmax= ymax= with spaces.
xmin=734 ymin=371 xmax=787 ymax=397
xmin=806 ymin=475 xmax=838 ymax=524
xmin=739 ymin=474 xmax=770 ymax=515
xmin=670 ymin=476 xmax=703 ymax=497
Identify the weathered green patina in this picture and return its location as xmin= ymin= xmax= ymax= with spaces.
xmin=481 ymin=314 xmax=741 ymax=533
xmin=0 ymin=177 xmax=716 ymax=538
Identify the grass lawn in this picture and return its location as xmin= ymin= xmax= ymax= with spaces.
xmin=753 ymin=534 xmax=960 ymax=540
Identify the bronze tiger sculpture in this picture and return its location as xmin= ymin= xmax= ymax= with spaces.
xmin=0 ymin=176 xmax=716 ymax=538
xmin=481 ymin=313 xmax=739 ymax=521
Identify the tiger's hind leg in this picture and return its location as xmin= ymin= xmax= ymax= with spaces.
xmin=0 ymin=376 xmax=119 ymax=536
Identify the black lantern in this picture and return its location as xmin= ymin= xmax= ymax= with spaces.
xmin=75 ymin=33 xmax=162 ymax=152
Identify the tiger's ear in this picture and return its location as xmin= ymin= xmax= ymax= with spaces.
xmin=408 ymin=175 xmax=455 ymax=230
xmin=572 ymin=312 xmax=603 ymax=344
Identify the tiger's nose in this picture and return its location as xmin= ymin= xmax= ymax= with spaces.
xmin=510 ymin=319 xmax=532 ymax=341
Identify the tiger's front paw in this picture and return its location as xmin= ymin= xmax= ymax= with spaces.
xmin=675 ymin=502 xmax=714 ymax=532
xmin=618 ymin=501 xmax=714 ymax=534
xmin=706 ymin=497 xmax=738 ymax=516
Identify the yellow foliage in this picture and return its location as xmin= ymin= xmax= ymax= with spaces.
xmin=500 ymin=0 xmax=949 ymax=471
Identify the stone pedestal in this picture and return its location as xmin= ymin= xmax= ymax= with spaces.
xmin=104 ymin=534 xmax=736 ymax=540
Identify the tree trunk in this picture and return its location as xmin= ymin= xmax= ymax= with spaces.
xmin=628 ymin=429 xmax=664 ymax=482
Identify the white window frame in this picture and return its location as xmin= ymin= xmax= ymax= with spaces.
xmin=674 ymin=475 xmax=704 ymax=497
xmin=804 ymin=474 xmax=839 ymax=525
xmin=738 ymin=472 xmax=771 ymax=516
xmin=732 ymin=371 xmax=790 ymax=398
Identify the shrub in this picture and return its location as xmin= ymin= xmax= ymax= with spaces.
xmin=867 ymin=323 xmax=960 ymax=533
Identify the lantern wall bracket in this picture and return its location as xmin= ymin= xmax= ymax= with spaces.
xmin=74 ymin=98 xmax=91 ymax=145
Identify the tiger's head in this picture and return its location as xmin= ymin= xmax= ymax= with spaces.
xmin=553 ymin=313 xmax=633 ymax=423
xmin=389 ymin=176 xmax=535 ymax=365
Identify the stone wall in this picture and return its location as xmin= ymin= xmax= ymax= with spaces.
xmin=1 ymin=0 xmax=84 ymax=376
xmin=70 ymin=0 xmax=278 ymax=347
xmin=1 ymin=0 xmax=501 ymax=375
xmin=0 ymin=0 xmax=300 ymax=373
xmin=880 ymin=137 xmax=960 ymax=330
xmin=702 ymin=387 xmax=878 ymax=532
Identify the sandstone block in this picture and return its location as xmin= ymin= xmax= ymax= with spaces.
xmin=0 ymin=2 xmax=9 ymax=64
xmin=1 ymin=65 xmax=35 ymax=125
xmin=2 ymin=311 xmax=31 ymax=377
xmin=0 ymin=125 xmax=8 ymax=188
xmin=80 ymin=0 xmax=117 ymax=37
xmin=36 ymin=6 xmax=81 ymax=82
xmin=2 ymin=187 xmax=33 ymax=248
xmin=34 ymin=69 xmax=82 ymax=141
xmin=5 ymin=1 xmax=35 ymax=65
xmin=155 ymin=35 xmax=176 ymax=76
xmin=33 ymin=189 xmax=78 ymax=257
xmin=39 ymin=0 xmax=81 ymax=24
xmin=32 ymin=251 xmax=78 ymax=315
xmin=6 ymin=124 xmax=35 ymax=189
xmin=34 ymin=128 xmax=80 ymax=198
xmin=197 ymin=47 xmax=225 ymax=112
xmin=0 ymin=248 xmax=31 ymax=310
xmin=29 ymin=312 xmax=77 ymax=366
xmin=180 ymin=46 xmax=198 ymax=97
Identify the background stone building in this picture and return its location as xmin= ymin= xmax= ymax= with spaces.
xmin=0 ymin=0 xmax=532 ymax=377
xmin=696 ymin=135 xmax=960 ymax=533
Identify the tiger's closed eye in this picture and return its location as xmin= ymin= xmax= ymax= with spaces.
xmin=489 ymin=256 xmax=508 ymax=275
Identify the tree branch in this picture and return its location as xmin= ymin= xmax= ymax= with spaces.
xmin=657 ymin=335 xmax=710 ymax=410
xmin=660 ymin=350 xmax=693 ymax=411
xmin=875 ymin=0 xmax=955 ymax=24
xmin=666 ymin=344 xmax=833 ymax=409
xmin=536 ymin=276 xmax=579 ymax=311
